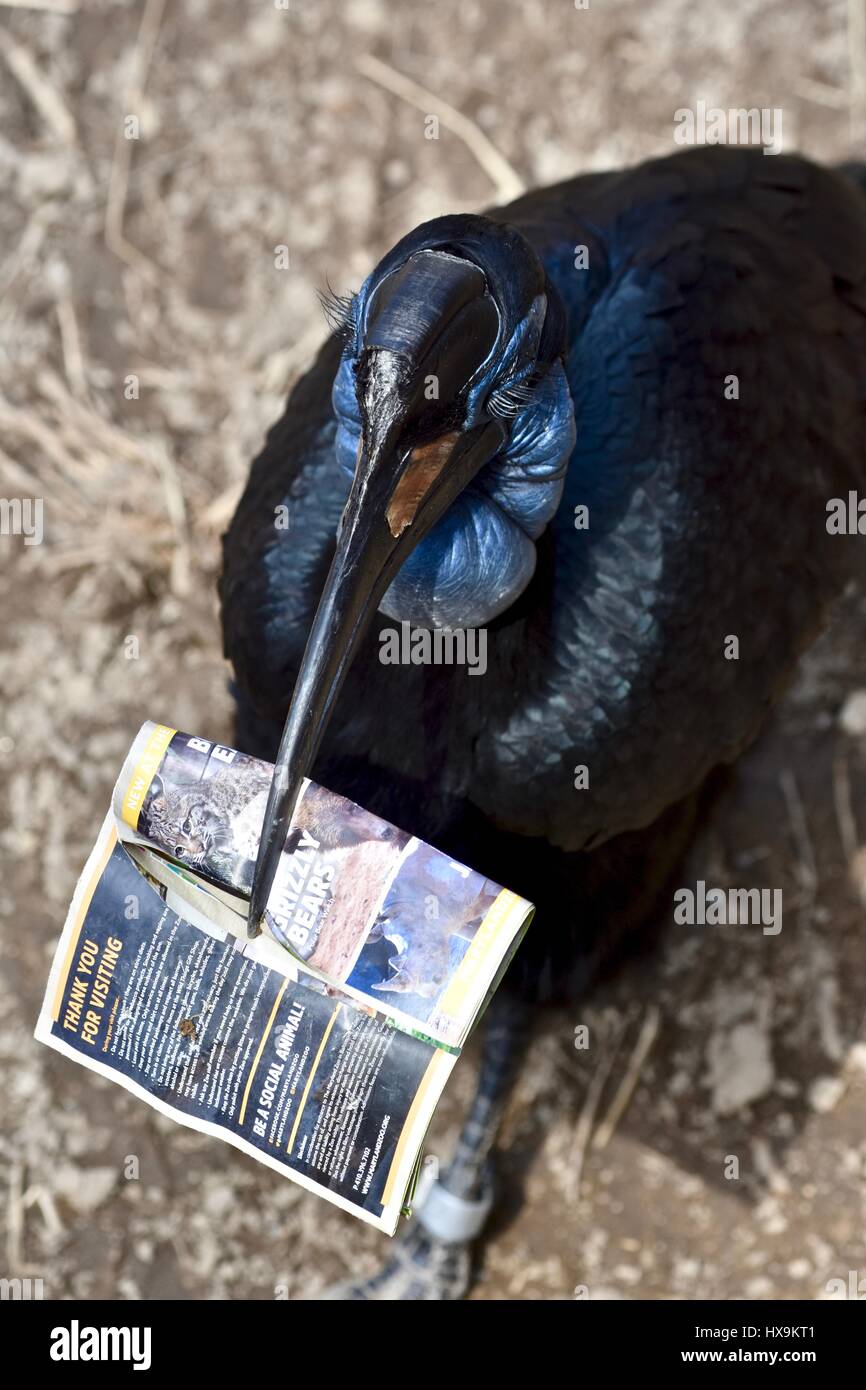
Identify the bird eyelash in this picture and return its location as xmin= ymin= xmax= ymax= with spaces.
xmin=319 ymin=286 xmax=359 ymax=344
xmin=487 ymin=374 xmax=541 ymax=419
xmin=319 ymin=291 xmax=543 ymax=420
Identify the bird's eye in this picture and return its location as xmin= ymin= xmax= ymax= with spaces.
xmin=487 ymin=376 xmax=541 ymax=419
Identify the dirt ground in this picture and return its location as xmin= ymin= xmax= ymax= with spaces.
xmin=2 ymin=0 xmax=866 ymax=1301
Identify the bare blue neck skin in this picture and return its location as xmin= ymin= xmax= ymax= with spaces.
xmin=331 ymin=296 xmax=576 ymax=629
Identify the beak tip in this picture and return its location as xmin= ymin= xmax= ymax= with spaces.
xmin=246 ymin=883 xmax=265 ymax=937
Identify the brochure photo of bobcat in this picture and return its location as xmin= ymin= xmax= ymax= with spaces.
xmin=138 ymin=745 xmax=272 ymax=895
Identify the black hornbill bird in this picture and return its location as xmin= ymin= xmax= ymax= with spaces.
xmin=220 ymin=147 xmax=866 ymax=1298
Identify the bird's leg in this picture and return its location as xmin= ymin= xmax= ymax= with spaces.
xmin=324 ymin=992 xmax=533 ymax=1301
xmin=434 ymin=990 xmax=533 ymax=1203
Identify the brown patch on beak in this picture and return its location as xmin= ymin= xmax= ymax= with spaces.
xmin=385 ymin=430 xmax=460 ymax=539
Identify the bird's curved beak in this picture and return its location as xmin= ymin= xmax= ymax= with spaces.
xmin=247 ymin=404 xmax=506 ymax=936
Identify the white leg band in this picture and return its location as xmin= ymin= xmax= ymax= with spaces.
xmin=415 ymin=1178 xmax=494 ymax=1244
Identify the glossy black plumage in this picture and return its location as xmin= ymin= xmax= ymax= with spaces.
xmin=221 ymin=147 xmax=866 ymax=1000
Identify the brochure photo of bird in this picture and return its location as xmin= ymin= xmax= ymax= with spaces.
xmin=4 ymin=0 xmax=866 ymax=1339
xmin=348 ymin=845 xmax=501 ymax=1019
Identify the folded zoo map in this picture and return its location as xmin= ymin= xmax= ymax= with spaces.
xmin=35 ymin=723 xmax=533 ymax=1232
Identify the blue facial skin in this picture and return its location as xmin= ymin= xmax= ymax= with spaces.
xmin=331 ymin=278 xmax=577 ymax=629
